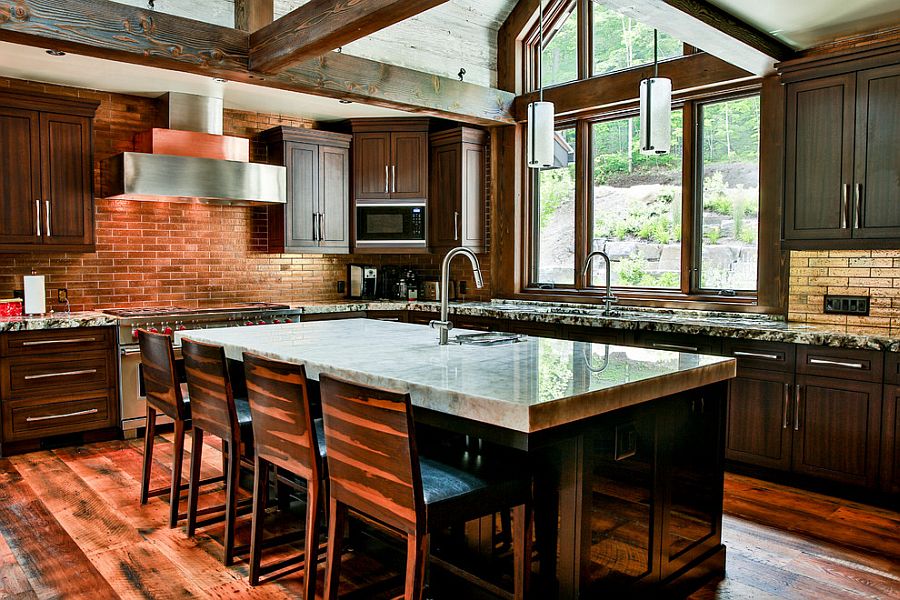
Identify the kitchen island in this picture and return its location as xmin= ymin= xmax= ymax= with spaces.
xmin=179 ymin=318 xmax=736 ymax=598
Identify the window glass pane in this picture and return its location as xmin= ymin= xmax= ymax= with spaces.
xmin=541 ymin=5 xmax=578 ymax=87
xmin=592 ymin=3 xmax=682 ymax=76
xmin=535 ymin=127 xmax=577 ymax=285
xmin=591 ymin=112 xmax=683 ymax=289
xmin=699 ymin=96 xmax=760 ymax=291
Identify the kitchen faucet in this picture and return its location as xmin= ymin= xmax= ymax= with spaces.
xmin=581 ymin=250 xmax=617 ymax=315
xmin=430 ymin=247 xmax=484 ymax=345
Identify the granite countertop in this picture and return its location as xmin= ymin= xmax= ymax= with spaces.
xmin=0 ymin=311 xmax=116 ymax=332
xmin=178 ymin=319 xmax=734 ymax=433
xmin=296 ymin=300 xmax=900 ymax=352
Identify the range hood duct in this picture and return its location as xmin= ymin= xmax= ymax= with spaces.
xmin=102 ymin=92 xmax=286 ymax=206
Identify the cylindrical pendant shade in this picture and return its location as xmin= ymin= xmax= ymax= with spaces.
xmin=526 ymin=101 xmax=555 ymax=169
xmin=639 ymin=77 xmax=672 ymax=155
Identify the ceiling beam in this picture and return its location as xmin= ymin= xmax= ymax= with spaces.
xmin=597 ymin=0 xmax=794 ymax=75
xmin=0 ymin=0 xmax=513 ymax=125
xmin=249 ymin=0 xmax=449 ymax=74
xmin=512 ymin=52 xmax=754 ymax=120
xmin=234 ymin=0 xmax=273 ymax=32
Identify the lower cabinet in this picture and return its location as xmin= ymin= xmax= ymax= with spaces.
xmin=726 ymin=368 xmax=794 ymax=471
xmin=882 ymin=385 xmax=900 ymax=495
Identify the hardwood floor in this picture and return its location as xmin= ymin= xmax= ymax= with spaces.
xmin=0 ymin=434 xmax=897 ymax=599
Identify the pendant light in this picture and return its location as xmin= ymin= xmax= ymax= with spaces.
xmin=527 ymin=0 xmax=555 ymax=169
xmin=639 ymin=30 xmax=672 ymax=155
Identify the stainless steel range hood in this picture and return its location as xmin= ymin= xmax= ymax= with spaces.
xmin=102 ymin=93 xmax=286 ymax=206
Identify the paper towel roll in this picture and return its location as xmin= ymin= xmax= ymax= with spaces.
xmin=24 ymin=275 xmax=46 ymax=315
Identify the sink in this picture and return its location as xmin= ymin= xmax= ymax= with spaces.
xmin=452 ymin=332 xmax=524 ymax=346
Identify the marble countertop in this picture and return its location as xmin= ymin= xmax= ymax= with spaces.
xmin=295 ymin=300 xmax=900 ymax=352
xmin=178 ymin=318 xmax=734 ymax=433
xmin=0 ymin=311 xmax=116 ymax=332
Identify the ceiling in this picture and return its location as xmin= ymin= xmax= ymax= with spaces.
xmin=707 ymin=0 xmax=900 ymax=49
xmin=0 ymin=42 xmax=411 ymax=122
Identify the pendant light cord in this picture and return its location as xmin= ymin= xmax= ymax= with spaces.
xmin=653 ymin=29 xmax=658 ymax=79
xmin=538 ymin=0 xmax=544 ymax=102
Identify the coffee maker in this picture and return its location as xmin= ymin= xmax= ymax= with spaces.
xmin=347 ymin=264 xmax=377 ymax=299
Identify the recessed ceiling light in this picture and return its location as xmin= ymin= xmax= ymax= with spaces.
xmin=45 ymin=49 xmax=66 ymax=57
xmin=339 ymin=99 xmax=352 ymax=104
xmin=213 ymin=77 xmax=228 ymax=84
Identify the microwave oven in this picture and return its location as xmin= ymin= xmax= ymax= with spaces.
xmin=355 ymin=201 xmax=426 ymax=248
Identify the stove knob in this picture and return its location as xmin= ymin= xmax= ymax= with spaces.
xmin=245 ymin=321 xmax=254 ymax=326
xmin=131 ymin=329 xmax=139 ymax=338
xmin=163 ymin=326 xmax=173 ymax=335
xmin=257 ymin=320 xmax=266 ymax=325
xmin=273 ymin=319 xmax=281 ymax=324
xmin=283 ymin=317 xmax=293 ymax=323
xmin=148 ymin=327 xmax=159 ymax=334
xmin=177 ymin=325 xmax=187 ymax=331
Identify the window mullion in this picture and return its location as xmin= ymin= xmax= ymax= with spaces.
xmin=574 ymin=119 xmax=590 ymax=289
xmin=577 ymin=0 xmax=591 ymax=80
xmin=681 ymin=101 xmax=697 ymax=295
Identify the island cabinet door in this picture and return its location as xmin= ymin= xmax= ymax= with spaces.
xmin=792 ymin=375 xmax=882 ymax=488
xmin=882 ymin=385 xmax=900 ymax=495
xmin=725 ymin=368 xmax=794 ymax=471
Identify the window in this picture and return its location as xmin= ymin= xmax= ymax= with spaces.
xmin=541 ymin=3 xmax=578 ymax=87
xmin=591 ymin=3 xmax=682 ymax=77
xmin=534 ymin=127 xmax=577 ymax=285
xmin=698 ymin=96 xmax=761 ymax=291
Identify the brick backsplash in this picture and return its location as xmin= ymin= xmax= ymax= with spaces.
xmin=0 ymin=77 xmax=491 ymax=310
xmin=788 ymin=250 xmax=900 ymax=331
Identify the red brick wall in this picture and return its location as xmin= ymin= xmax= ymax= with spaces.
xmin=0 ymin=77 xmax=491 ymax=311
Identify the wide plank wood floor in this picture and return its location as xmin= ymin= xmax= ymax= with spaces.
xmin=0 ymin=434 xmax=897 ymax=599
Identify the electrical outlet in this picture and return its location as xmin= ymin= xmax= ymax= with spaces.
xmin=824 ymin=295 xmax=869 ymax=316
xmin=57 ymin=288 xmax=68 ymax=303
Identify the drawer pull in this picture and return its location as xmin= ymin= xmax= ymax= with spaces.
xmin=22 ymin=337 xmax=97 ymax=346
xmin=24 ymin=368 xmax=98 ymax=381
xmin=26 ymin=408 xmax=99 ymax=423
xmin=651 ymin=342 xmax=699 ymax=353
xmin=733 ymin=351 xmax=780 ymax=361
xmin=808 ymin=357 xmax=864 ymax=369
xmin=377 ymin=318 xmax=400 ymax=322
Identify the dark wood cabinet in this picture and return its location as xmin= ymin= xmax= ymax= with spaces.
xmin=391 ymin=130 xmax=429 ymax=199
xmin=262 ymin=127 xmax=351 ymax=254
xmin=635 ymin=332 xmax=722 ymax=356
xmin=0 ymin=91 xmax=98 ymax=252
xmin=351 ymin=119 xmax=429 ymax=201
xmin=726 ymin=368 xmax=794 ymax=471
xmin=882 ymin=384 xmax=900 ymax=495
xmin=430 ymin=127 xmax=487 ymax=252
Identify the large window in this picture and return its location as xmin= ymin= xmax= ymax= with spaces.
xmin=535 ymin=127 xmax=577 ymax=284
xmin=541 ymin=4 xmax=578 ymax=87
xmin=592 ymin=3 xmax=682 ymax=77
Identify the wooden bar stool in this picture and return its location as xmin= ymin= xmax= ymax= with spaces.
xmin=319 ymin=374 xmax=533 ymax=600
xmin=182 ymin=338 xmax=254 ymax=566
xmin=243 ymin=353 xmax=328 ymax=594
xmin=137 ymin=329 xmax=198 ymax=528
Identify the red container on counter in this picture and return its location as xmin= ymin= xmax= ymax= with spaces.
xmin=0 ymin=299 xmax=23 ymax=317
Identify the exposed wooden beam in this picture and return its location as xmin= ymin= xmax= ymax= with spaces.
xmin=249 ymin=0 xmax=449 ymax=74
xmin=512 ymin=52 xmax=754 ymax=121
xmin=234 ymin=0 xmax=273 ymax=32
xmin=597 ymin=0 xmax=794 ymax=75
xmin=497 ymin=0 xmax=540 ymax=93
xmin=0 ymin=0 xmax=514 ymax=125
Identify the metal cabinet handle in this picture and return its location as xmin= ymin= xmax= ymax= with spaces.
xmin=45 ymin=200 xmax=51 ymax=237
xmin=312 ymin=213 xmax=319 ymax=241
xmin=782 ymin=383 xmax=791 ymax=429
xmin=733 ymin=350 xmax=780 ymax=361
xmin=793 ymin=384 xmax=801 ymax=431
xmin=384 ymin=165 xmax=389 ymax=193
xmin=26 ymin=408 xmax=98 ymax=423
xmin=24 ymin=368 xmax=97 ymax=381
xmin=854 ymin=183 xmax=863 ymax=229
xmin=453 ymin=211 xmax=459 ymax=241
xmin=378 ymin=317 xmax=400 ymax=322
xmin=809 ymin=357 xmax=863 ymax=369
xmin=319 ymin=212 xmax=325 ymax=241
xmin=120 ymin=347 xmax=142 ymax=356
xmin=391 ymin=165 xmax=396 ymax=193
xmin=651 ymin=342 xmax=699 ymax=353
xmin=22 ymin=337 xmax=97 ymax=346
xmin=841 ymin=184 xmax=849 ymax=229
xmin=35 ymin=200 xmax=41 ymax=237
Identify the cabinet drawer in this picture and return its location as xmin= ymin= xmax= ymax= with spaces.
xmin=452 ymin=315 xmax=504 ymax=332
xmin=565 ymin=325 xmax=630 ymax=345
xmin=3 ymin=391 xmax=113 ymax=442
xmin=885 ymin=353 xmax=900 ymax=385
xmin=797 ymin=346 xmax=882 ymax=382
xmin=636 ymin=332 xmax=722 ymax=356
xmin=5 ymin=353 xmax=112 ymax=398
xmin=723 ymin=340 xmax=796 ymax=372
xmin=407 ymin=311 xmax=438 ymax=325
xmin=2 ymin=327 xmax=113 ymax=357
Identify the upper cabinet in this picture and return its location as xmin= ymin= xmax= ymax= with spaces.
xmin=0 ymin=91 xmax=98 ymax=252
xmin=262 ymin=127 xmax=351 ymax=254
xmin=782 ymin=48 xmax=900 ymax=248
xmin=350 ymin=119 xmax=429 ymax=201
xmin=430 ymin=127 xmax=487 ymax=252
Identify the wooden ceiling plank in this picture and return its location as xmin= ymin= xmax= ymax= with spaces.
xmin=0 ymin=0 xmax=514 ymax=125
xmin=597 ymin=0 xmax=794 ymax=75
xmin=235 ymin=0 xmax=274 ymax=32
xmin=249 ymin=0 xmax=450 ymax=74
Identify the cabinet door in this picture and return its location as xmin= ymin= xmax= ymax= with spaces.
xmin=430 ymin=142 xmax=461 ymax=248
xmin=0 ymin=107 xmax=41 ymax=246
xmin=318 ymin=144 xmax=350 ymax=251
xmin=784 ymin=75 xmax=856 ymax=241
xmin=461 ymin=142 xmax=486 ymax=250
xmin=882 ymin=385 xmax=900 ymax=495
xmin=40 ymin=112 xmax=93 ymax=246
xmin=792 ymin=375 xmax=882 ymax=488
xmin=726 ymin=368 xmax=793 ymax=471
xmin=390 ymin=131 xmax=427 ymax=199
xmin=354 ymin=132 xmax=390 ymax=199
xmin=853 ymin=64 xmax=900 ymax=239
xmin=285 ymin=142 xmax=319 ymax=250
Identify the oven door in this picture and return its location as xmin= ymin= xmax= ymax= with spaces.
xmin=119 ymin=344 xmax=183 ymax=437
xmin=356 ymin=202 xmax=426 ymax=247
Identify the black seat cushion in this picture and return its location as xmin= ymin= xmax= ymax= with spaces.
xmin=314 ymin=418 xmax=327 ymax=459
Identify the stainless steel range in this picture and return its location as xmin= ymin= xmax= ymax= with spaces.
xmin=104 ymin=302 xmax=303 ymax=436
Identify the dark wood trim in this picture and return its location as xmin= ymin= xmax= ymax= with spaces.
xmin=779 ymin=34 xmax=900 ymax=77
xmin=757 ymin=76 xmax=787 ymax=314
xmin=682 ymin=99 xmax=697 ymax=294
xmin=0 ymin=0 xmax=514 ymax=125
xmin=497 ymin=0 xmax=541 ymax=93
xmin=513 ymin=52 xmax=753 ymax=120
xmin=249 ymin=0 xmax=447 ymax=74
xmin=234 ymin=0 xmax=273 ymax=32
